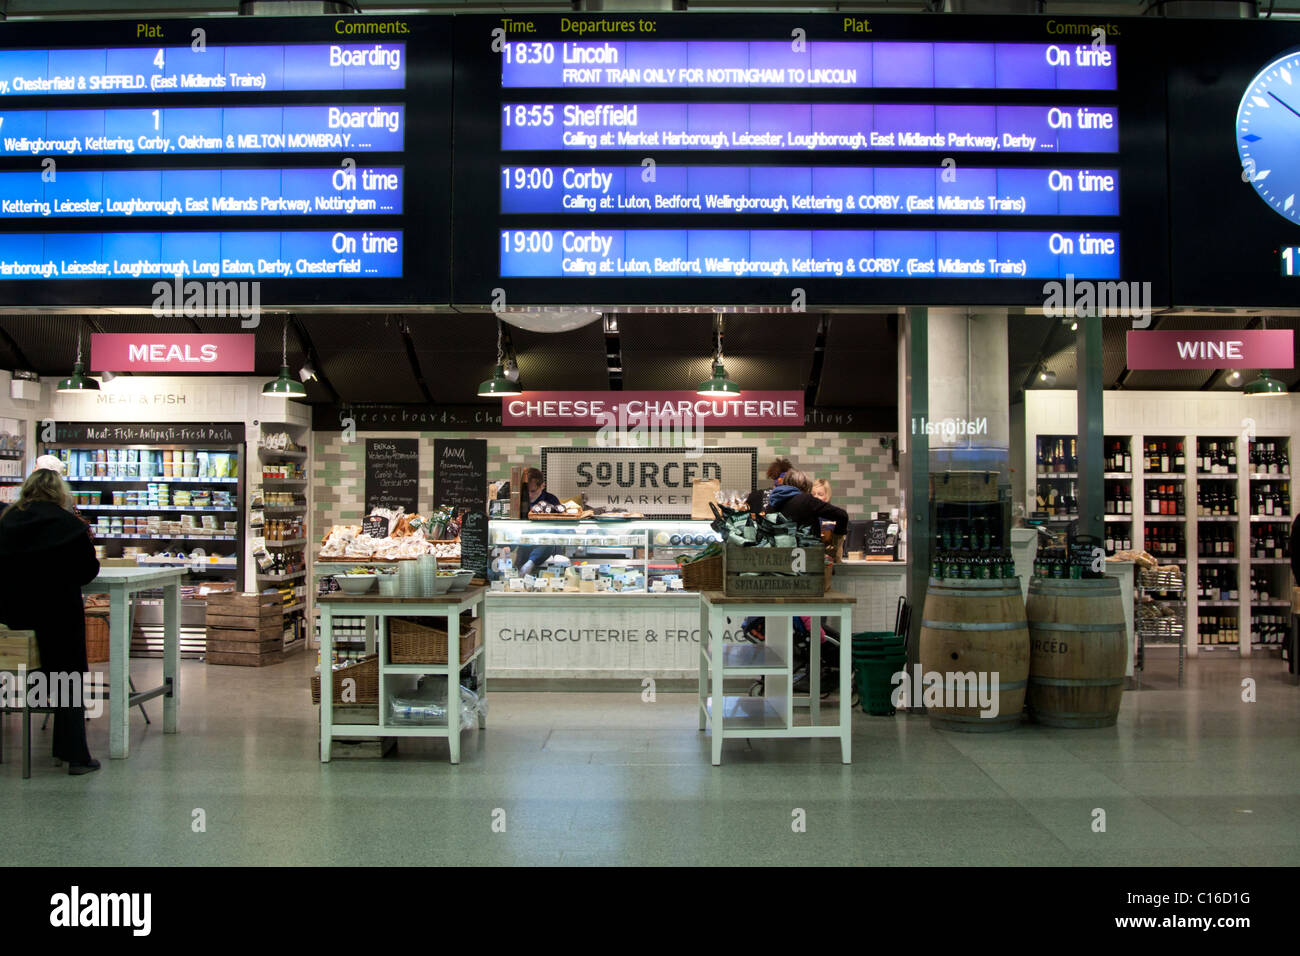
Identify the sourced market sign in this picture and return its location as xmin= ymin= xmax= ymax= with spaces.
xmin=1126 ymin=330 xmax=1294 ymax=369
xmin=503 ymin=391 xmax=803 ymax=429
xmin=90 ymin=333 xmax=255 ymax=373
xmin=542 ymin=446 xmax=756 ymax=517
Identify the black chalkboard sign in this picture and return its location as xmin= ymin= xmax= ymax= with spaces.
xmin=434 ymin=439 xmax=488 ymax=582
xmin=365 ymin=438 xmax=419 ymax=516
xmin=866 ymin=520 xmax=897 ymax=558
xmin=362 ymin=515 xmax=389 ymax=539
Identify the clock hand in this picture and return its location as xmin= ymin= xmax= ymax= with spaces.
xmin=1268 ymin=91 xmax=1300 ymax=120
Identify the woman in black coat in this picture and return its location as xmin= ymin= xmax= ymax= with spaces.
xmin=0 ymin=468 xmax=101 ymax=773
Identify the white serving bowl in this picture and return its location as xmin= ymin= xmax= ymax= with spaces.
xmin=335 ymin=573 xmax=377 ymax=595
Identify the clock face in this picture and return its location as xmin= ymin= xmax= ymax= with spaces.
xmin=1238 ymin=51 xmax=1300 ymax=225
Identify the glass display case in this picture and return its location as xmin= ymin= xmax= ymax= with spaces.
xmin=488 ymin=519 xmax=722 ymax=593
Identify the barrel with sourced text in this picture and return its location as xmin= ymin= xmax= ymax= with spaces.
xmin=1026 ymin=576 xmax=1127 ymax=728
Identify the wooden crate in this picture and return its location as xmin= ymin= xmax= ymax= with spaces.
xmin=0 ymin=627 xmax=39 ymax=670
xmin=205 ymin=592 xmax=283 ymax=631
xmin=723 ymin=545 xmax=826 ymax=598
xmin=207 ymin=648 xmax=285 ymax=667
xmin=207 ymin=637 xmax=283 ymax=655
xmin=207 ymin=625 xmax=282 ymax=644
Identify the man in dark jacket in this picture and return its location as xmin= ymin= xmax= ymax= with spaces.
xmin=766 ymin=469 xmax=850 ymax=537
xmin=0 ymin=468 xmax=101 ymax=773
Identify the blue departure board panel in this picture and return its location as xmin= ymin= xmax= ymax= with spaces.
xmin=0 ymin=167 xmax=403 ymax=216
xmin=498 ymin=228 xmax=1119 ymax=278
xmin=452 ymin=12 xmax=1166 ymax=306
xmin=500 ymin=165 xmax=1119 ymax=216
xmin=502 ymin=40 xmax=1116 ymax=90
xmin=0 ymin=43 xmax=405 ymax=95
xmin=0 ymin=15 xmax=448 ymax=306
xmin=0 ymin=230 xmax=402 ymax=278
xmin=0 ymin=105 xmax=405 ymax=155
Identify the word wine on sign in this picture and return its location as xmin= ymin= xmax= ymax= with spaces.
xmin=1126 ymin=330 xmax=1294 ymax=370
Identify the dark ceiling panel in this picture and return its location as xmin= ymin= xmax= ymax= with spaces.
xmin=0 ymin=315 xmax=85 ymax=375
xmin=619 ymin=313 xmax=818 ymax=390
xmin=407 ymin=315 xmax=497 ymax=353
xmin=408 ymin=315 xmax=498 ymax=402
xmin=510 ymin=321 xmax=609 ymax=390
xmin=815 ymin=316 xmax=896 ymax=407
xmin=318 ymin=350 xmax=425 ymax=404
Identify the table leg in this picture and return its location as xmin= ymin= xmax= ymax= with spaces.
xmin=448 ymin=608 xmax=461 ymax=765
xmin=162 ymin=580 xmax=180 ymax=734
xmin=477 ymin=596 xmax=488 ymax=729
xmin=697 ymin=598 xmax=709 ymax=731
xmin=711 ymin=606 xmax=723 ymax=766
xmin=108 ymin=587 xmax=130 ymax=759
xmin=839 ymin=610 xmax=852 ymax=764
xmin=809 ymin=614 xmax=821 ymax=726
xmin=320 ymin=603 xmax=332 ymax=763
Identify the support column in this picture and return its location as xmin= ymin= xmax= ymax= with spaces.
xmin=901 ymin=308 xmax=929 ymax=674
xmin=1076 ymin=315 xmax=1105 ymax=550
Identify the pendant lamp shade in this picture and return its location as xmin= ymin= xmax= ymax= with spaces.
xmin=57 ymin=327 xmax=99 ymax=393
xmin=478 ymin=320 xmax=523 ymax=396
xmin=1244 ymin=370 xmax=1287 ymax=396
xmin=263 ymin=321 xmax=306 ymax=398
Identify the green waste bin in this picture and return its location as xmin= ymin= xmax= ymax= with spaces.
xmin=852 ymin=631 xmax=907 ymax=716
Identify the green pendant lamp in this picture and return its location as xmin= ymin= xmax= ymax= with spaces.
xmin=57 ymin=325 xmax=100 ymax=393
xmin=478 ymin=319 xmax=523 ymax=397
xmin=1244 ymin=370 xmax=1287 ymax=396
xmin=697 ymin=314 xmax=741 ymax=397
xmin=263 ymin=319 xmax=307 ymax=399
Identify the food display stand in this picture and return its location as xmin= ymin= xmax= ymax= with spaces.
xmin=318 ymin=586 xmax=487 ymax=765
xmin=698 ymin=590 xmax=855 ymax=766
xmin=82 ymin=566 xmax=184 ymax=759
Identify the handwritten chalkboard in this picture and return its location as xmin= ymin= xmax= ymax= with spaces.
xmin=866 ymin=520 xmax=897 ymax=558
xmin=434 ymin=439 xmax=488 ymax=581
xmin=362 ymin=515 xmax=389 ymax=539
xmin=365 ymin=438 xmax=419 ymax=516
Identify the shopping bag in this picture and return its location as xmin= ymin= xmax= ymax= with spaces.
xmin=691 ymin=478 xmax=722 ymax=519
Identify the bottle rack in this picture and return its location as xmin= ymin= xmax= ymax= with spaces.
xmin=1135 ymin=566 xmax=1185 ymax=686
xmin=253 ymin=422 xmax=311 ymax=652
xmin=1027 ymin=429 xmax=1293 ymax=658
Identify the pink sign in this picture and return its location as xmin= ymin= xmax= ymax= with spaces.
xmin=1126 ymin=330 xmax=1294 ymax=370
xmin=502 ymin=391 xmax=805 ymax=428
xmin=91 ymin=333 xmax=256 ymax=373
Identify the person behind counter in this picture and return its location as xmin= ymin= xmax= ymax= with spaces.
xmin=518 ymin=467 xmax=563 ymax=575
xmin=811 ymin=478 xmax=832 ymax=503
xmin=745 ymin=457 xmax=794 ymax=513
xmin=0 ymin=467 xmax=101 ymax=775
xmin=767 ymin=469 xmax=849 ymax=545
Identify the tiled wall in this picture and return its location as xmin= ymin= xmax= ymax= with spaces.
xmin=312 ymin=430 xmax=899 ymax=531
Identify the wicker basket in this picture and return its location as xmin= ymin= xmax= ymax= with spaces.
xmin=389 ymin=616 xmax=480 ymax=664
xmin=932 ymin=470 xmax=999 ymax=502
xmin=680 ymin=552 xmax=724 ymax=592
xmin=311 ymin=654 xmax=379 ymax=704
xmin=84 ymin=594 xmax=111 ymax=664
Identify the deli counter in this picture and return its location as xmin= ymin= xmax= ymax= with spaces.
xmin=484 ymin=518 xmax=907 ymax=679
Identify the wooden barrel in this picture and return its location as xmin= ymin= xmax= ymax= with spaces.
xmin=1025 ymin=577 xmax=1127 ymax=728
xmin=919 ymin=578 xmax=1029 ymax=732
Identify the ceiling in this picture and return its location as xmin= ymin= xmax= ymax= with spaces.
xmin=5 ymin=310 xmax=1298 ymax=408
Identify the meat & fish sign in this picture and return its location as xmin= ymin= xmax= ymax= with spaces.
xmin=541 ymin=447 xmax=756 ymax=517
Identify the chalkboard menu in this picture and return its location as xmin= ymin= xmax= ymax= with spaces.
xmin=434 ymin=438 xmax=488 ymax=581
xmin=365 ymin=438 xmax=419 ymax=515
xmin=362 ymin=515 xmax=389 ymax=539
xmin=865 ymin=520 xmax=898 ymax=559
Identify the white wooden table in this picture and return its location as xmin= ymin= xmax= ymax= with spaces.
xmin=698 ymin=590 xmax=855 ymax=765
xmin=82 ymin=566 xmax=184 ymax=759
xmin=318 ymin=587 xmax=487 ymax=764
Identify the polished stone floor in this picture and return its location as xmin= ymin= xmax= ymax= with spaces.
xmin=0 ymin=650 xmax=1296 ymax=866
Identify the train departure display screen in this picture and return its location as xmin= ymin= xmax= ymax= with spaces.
xmin=453 ymin=13 xmax=1169 ymax=307
xmin=0 ymin=15 xmax=449 ymax=307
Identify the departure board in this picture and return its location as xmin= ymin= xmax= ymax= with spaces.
xmin=0 ymin=15 xmax=448 ymax=307
xmin=452 ymin=13 xmax=1169 ymax=307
